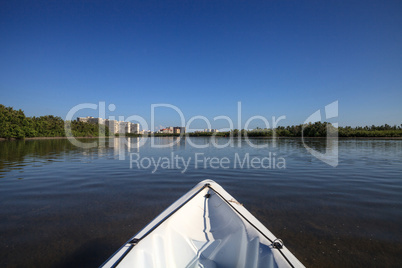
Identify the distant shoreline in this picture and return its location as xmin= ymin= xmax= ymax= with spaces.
xmin=1 ymin=136 xmax=402 ymax=142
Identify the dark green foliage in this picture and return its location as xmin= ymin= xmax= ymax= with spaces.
xmin=187 ymin=122 xmax=402 ymax=138
xmin=189 ymin=132 xmax=214 ymax=137
xmin=338 ymin=124 xmax=402 ymax=137
xmin=69 ymin=121 xmax=109 ymax=138
xmin=149 ymin=133 xmax=181 ymax=137
xmin=0 ymin=104 xmax=109 ymax=139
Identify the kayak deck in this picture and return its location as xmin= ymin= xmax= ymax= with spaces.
xmin=101 ymin=180 xmax=305 ymax=268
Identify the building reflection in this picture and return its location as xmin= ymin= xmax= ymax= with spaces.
xmin=110 ymin=137 xmax=140 ymax=159
xmin=151 ymin=137 xmax=186 ymax=148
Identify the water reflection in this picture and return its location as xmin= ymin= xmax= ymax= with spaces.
xmin=0 ymin=137 xmax=402 ymax=267
xmin=0 ymin=137 xmax=190 ymax=177
xmin=0 ymin=139 xmax=76 ymax=177
xmin=1 ymin=137 xmax=401 ymax=178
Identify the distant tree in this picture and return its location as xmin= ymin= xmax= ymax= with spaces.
xmin=0 ymin=104 xmax=109 ymax=139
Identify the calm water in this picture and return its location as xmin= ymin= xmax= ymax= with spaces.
xmin=1 ymin=137 xmax=401 ymax=267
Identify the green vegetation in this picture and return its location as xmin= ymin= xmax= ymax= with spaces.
xmin=338 ymin=125 xmax=402 ymax=137
xmin=187 ymin=122 xmax=402 ymax=138
xmin=150 ymin=133 xmax=182 ymax=137
xmin=117 ymin=133 xmax=143 ymax=138
xmin=1 ymin=104 xmax=401 ymax=139
xmin=0 ymin=104 xmax=109 ymax=139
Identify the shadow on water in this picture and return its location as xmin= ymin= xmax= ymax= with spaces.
xmin=0 ymin=139 xmax=77 ymax=175
xmin=0 ymin=139 xmax=111 ymax=177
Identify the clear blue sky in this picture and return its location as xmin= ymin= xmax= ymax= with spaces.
xmin=1 ymin=0 xmax=401 ymax=130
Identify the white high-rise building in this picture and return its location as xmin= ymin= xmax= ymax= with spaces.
xmin=130 ymin=123 xmax=139 ymax=133
xmin=77 ymin=116 xmax=140 ymax=135
xmin=104 ymin=119 xmax=118 ymax=134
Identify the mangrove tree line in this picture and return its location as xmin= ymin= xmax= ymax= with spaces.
xmin=0 ymin=104 xmax=109 ymax=139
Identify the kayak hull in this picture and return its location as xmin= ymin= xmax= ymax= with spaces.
xmin=101 ymin=180 xmax=305 ymax=268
